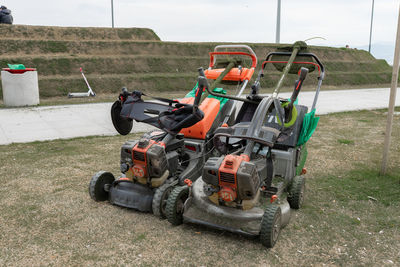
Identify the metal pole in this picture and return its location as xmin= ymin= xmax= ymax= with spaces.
xmin=111 ymin=0 xmax=114 ymax=28
xmin=380 ymin=3 xmax=400 ymax=175
xmin=276 ymin=0 xmax=281 ymax=43
xmin=368 ymin=0 xmax=375 ymax=53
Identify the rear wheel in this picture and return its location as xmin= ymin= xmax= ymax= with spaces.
xmin=89 ymin=171 xmax=115 ymax=201
xmin=166 ymin=186 xmax=189 ymax=225
xmin=260 ymin=205 xmax=281 ymax=248
xmin=287 ymin=176 xmax=305 ymax=209
xmin=152 ymin=182 xmax=174 ymax=219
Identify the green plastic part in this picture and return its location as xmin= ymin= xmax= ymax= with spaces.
xmin=297 ymin=108 xmax=319 ymax=146
xmin=276 ymin=101 xmax=298 ymax=128
xmin=295 ymin=144 xmax=308 ymax=176
xmin=7 ymin=64 xmax=26 ymax=70
xmin=185 ymin=83 xmax=229 ymax=110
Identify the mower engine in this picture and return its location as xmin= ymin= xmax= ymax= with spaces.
xmin=120 ymin=138 xmax=170 ymax=187
xmin=202 ymin=154 xmax=261 ymax=210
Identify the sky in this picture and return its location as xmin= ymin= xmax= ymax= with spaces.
xmin=2 ymin=0 xmax=399 ymax=61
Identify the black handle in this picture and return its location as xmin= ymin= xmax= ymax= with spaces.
xmin=194 ymin=68 xmax=209 ymax=108
xmin=290 ymin=67 xmax=308 ymax=105
xmin=283 ymin=67 xmax=308 ymax=124
xmin=198 ymin=67 xmax=206 ymax=78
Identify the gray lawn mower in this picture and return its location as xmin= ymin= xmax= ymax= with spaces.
xmin=165 ymin=41 xmax=325 ymax=248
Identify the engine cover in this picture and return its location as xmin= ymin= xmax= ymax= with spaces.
xmin=120 ymin=138 xmax=168 ymax=183
xmin=202 ymin=157 xmax=224 ymax=186
xmin=203 ymin=154 xmax=261 ymax=203
xmin=236 ymin=160 xmax=260 ymax=200
xmin=132 ymin=138 xmax=168 ymax=178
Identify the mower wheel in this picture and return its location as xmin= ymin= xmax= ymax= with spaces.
xmin=260 ymin=205 xmax=282 ymax=248
xmin=287 ymin=175 xmax=305 ymax=209
xmin=166 ymin=186 xmax=189 ymax=226
xmin=152 ymin=182 xmax=175 ymax=219
xmin=89 ymin=171 xmax=115 ymax=201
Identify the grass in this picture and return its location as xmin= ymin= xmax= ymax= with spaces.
xmin=0 ymin=108 xmax=399 ymax=266
xmin=337 ymin=138 xmax=355 ymax=145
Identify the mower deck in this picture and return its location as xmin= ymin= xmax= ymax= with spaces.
xmin=183 ymin=178 xmax=291 ymax=236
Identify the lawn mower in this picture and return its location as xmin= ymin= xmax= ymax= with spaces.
xmin=165 ymin=41 xmax=325 ymax=248
xmin=88 ymin=45 xmax=258 ymax=218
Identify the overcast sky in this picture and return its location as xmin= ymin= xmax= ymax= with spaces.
xmin=2 ymin=0 xmax=399 ymax=48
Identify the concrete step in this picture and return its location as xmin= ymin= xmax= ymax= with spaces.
xmin=0 ymin=24 xmax=160 ymax=41
xmin=0 ymin=55 xmax=389 ymax=77
xmin=0 ymin=38 xmax=378 ymax=64
xmin=0 ymin=55 xmax=209 ymax=76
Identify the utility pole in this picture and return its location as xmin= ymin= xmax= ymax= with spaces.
xmin=276 ymin=0 xmax=281 ymax=43
xmin=111 ymin=0 xmax=115 ymax=28
xmin=381 ymin=3 xmax=400 ymax=175
xmin=368 ymin=0 xmax=375 ymax=53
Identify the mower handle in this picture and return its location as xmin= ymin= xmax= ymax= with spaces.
xmin=214 ymin=44 xmax=256 ymax=55
xmin=262 ymin=52 xmax=325 ymax=77
xmin=253 ymin=51 xmax=325 ymax=110
xmin=211 ymin=44 xmax=257 ymax=68
xmin=209 ymin=51 xmax=257 ymax=69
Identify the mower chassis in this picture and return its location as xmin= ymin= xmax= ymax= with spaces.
xmin=182 ymin=178 xmax=291 ymax=237
xmin=104 ymin=138 xmax=206 ymax=212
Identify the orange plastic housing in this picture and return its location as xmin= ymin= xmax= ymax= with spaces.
xmin=217 ymin=154 xmax=250 ymax=202
xmin=131 ymin=141 xmax=153 ymax=178
xmin=179 ymin=97 xmax=221 ymax=139
xmin=205 ymin=67 xmax=254 ymax=82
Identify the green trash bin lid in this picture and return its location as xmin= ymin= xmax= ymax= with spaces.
xmin=7 ymin=64 xmax=26 ymax=70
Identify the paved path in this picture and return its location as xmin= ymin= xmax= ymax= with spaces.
xmin=0 ymin=88 xmax=399 ymax=145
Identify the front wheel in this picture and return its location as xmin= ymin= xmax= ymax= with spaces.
xmin=260 ymin=205 xmax=282 ymax=248
xmin=152 ymin=182 xmax=175 ymax=219
xmin=166 ymin=186 xmax=189 ymax=225
xmin=89 ymin=171 xmax=115 ymax=201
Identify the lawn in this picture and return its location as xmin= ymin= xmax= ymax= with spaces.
xmin=0 ymin=108 xmax=399 ymax=266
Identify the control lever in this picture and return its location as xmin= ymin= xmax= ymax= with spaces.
xmin=285 ymin=67 xmax=309 ymax=122
xmin=290 ymin=67 xmax=308 ymax=105
xmin=194 ymin=68 xmax=209 ymax=109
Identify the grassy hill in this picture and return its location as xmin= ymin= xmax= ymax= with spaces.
xmin=0 ymin=24 xmax=392 ymax=99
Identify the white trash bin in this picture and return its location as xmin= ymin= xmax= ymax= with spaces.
xmin=1 ymin=68 xmax=40 ymax=107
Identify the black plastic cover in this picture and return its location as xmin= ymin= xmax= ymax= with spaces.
xmin=109 ymin=181 xmax=153 ymax=211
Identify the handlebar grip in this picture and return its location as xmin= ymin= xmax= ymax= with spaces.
xmin=198 ymin=67 xmax=206 ymax=77
xmin=298 ymin=67 xmax=308 ymax=81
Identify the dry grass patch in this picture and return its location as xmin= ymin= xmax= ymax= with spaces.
xmin=0 ymin=108 xmax=399 ymax=266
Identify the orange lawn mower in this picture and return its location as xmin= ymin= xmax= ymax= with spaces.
xmin=88 ymin=45 xmax=258 ymax=218
xmin=165 ymin=41 xmax=325 ymax=248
